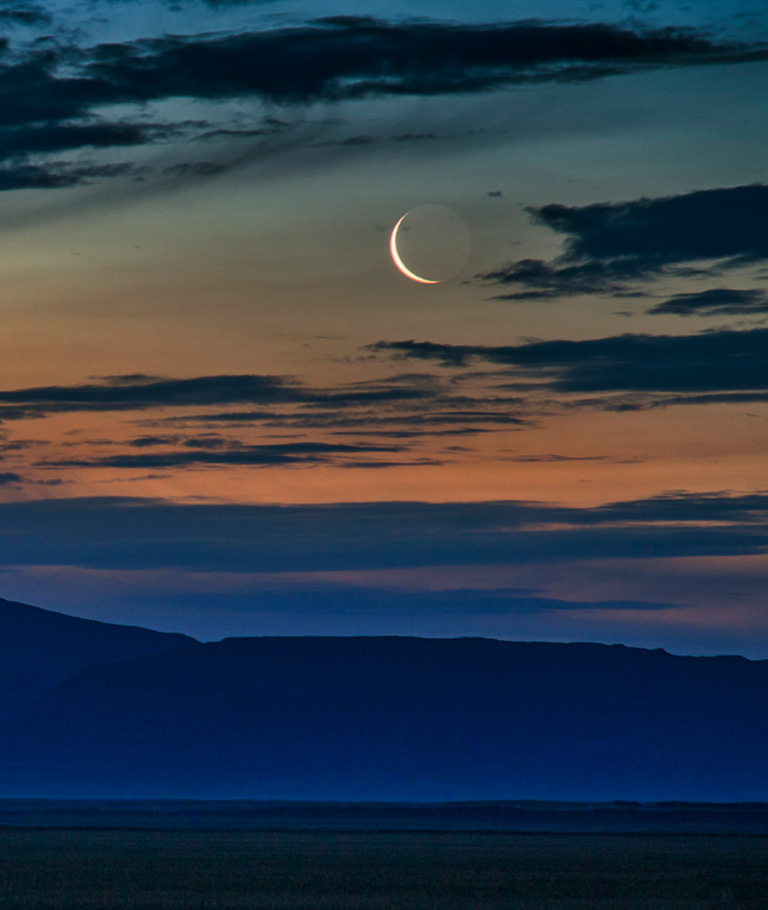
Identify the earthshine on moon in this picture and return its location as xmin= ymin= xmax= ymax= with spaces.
xmin=390 ymin=213 xmax=441 ymax=284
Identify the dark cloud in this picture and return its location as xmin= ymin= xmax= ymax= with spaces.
xmin=148 ymin=412 xmax=525 ymax=440
xmin=299 ymin=388 xmax=430 ymax=407
xmin=45 ymin=441 xmax=404 ymax=469
xmin=0 ymin=164 xmax=84 ymax=192
xmin=0 ymin=20 xmax=759 ymax=189
xmin=0 ymin=472 xmax=22 ymax=485
xmin=0 ymin=122 xmax=166 ymax=158
xmin=370 ymin=327 xmax=768 ymax=394
xmin=311 ymin=134 xmax=373 ymax=148
xmin=2 ymin=341 xmax=762 ymax=439
xmin=506 ymin=454 xmax=608 ymax=463
xmin=0 ymin=374 xmax=530 ymax=444
xmin=0 ymin=374 xmax=309 ymax=418
xmin=535 ymin=185 xmax=768 ymax=267
xmin=642 ymin=391 xmax=768 ymax=408
xmin=147 ymin=409 xmax=289 ymax=426
xmin=625 ymin=1 xmax=661 ymax=12
xmin=573 ymin=490 xmax=768 ymax=526
xmin=648 ymin=288 xmax=768 ymax=317
xmin=0 ymin=6 xmax=50 ymax=27
xmin=392 ymin=133 xmax=437 ymax=142
xmin=127 ymin=435 xmax=180 ymax=448
xmin=186 ymin=585 xmax=675 ymax=616
xmin=480 ymin=185 xmax=768 ymax=298
xmin=336 ymin=457 xmax=443 ymax=469
xmin=162 ymin=161 xmax=226 ymax=177
xmin=330 ymin=426 xmax=502 ymax=438
xmin=195 ymin=127 xmax=267 ymax=141
xmin=256 ymin=408 xmax=530 ymax=432
xmin=0 ymin=491 xmax=766 ymax=573
xmin=480 ymin=257 xmax=630 ymax=299
xmin=0 ymin=53 xmax=94 ymax=128
xmin=180 ymin=434 xmax=232 ymax=450
xmin=199 ymin=0 xmax=283 ymax=5
xmin=0 ymin=161 xmax=144 ymax=192
xmin=0 ymin=19 xmax=761 ymax=134
xmin=81 ymin=20 xmax=767 ymax=106
xmin=0 ymin=438 xmax=41 ymax=453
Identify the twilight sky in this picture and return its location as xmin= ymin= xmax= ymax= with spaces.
xmin=1 ymin=0 xmax=768 ymax=655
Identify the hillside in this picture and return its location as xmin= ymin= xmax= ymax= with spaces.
xmin=0 ymin=597 xmax=198 ymax=722
xmin=0 ymin=633 xmax=766 ymax=800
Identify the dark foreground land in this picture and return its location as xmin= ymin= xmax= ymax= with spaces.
xmin=0 ymin=829 xmax=766 ymax=910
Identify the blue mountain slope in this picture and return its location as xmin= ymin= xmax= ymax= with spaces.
xmin=0 ymin=597 xmax=198 ymax=722
xmin=0 ymin=634 xmax=766 ymax=800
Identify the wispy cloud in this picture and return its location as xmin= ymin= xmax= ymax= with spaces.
xmin=46 ymin=440 xmax=405 ymax=469
xmin=0 ymin=491 xmax=766 ymax=573
xmin=0 ymin=374 xmax=303 ymax=418
xmin=0 ymin=372 xmax=530 ymax=438
xmin=0 ymin=370 xmax=538 ymax=476
xmin=0 ymin=161 xmax=146 ymax=191
xmin=0 ymin=5 xmax=50 ymax=27
xmin=371 ymin=326 xmax=768 ymax=395
xmin=479 ymin=185 xmax=768 ymax=299
xmin=77 ymin=18 xmax=766 ymax=107
xmin=0 ymin=19 xmax=763 ymax=163
xmin=647 ymin=288 xmax=768 ymax=316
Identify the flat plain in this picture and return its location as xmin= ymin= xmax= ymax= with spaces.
xmin=0 ymin=830 xmax=766 ymax=909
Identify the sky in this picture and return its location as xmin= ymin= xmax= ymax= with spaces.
xmin=1 ymin=0 xmax=768 ymax=655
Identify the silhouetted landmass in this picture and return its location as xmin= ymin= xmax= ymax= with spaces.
xmin=0 ymin=799 xmax=767 ymax=834
xmin=0 ymin=830 xmax=768 ymax=910
xmin=0 ymin=627 xmax=766 ymax=800
xmin=0 ymin=598 xmax=198 ymax=721
xmin=2 ymin=830 xmax=768 ymax=909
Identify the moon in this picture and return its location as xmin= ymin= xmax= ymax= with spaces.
xmin=390 ymin=213 xmax=441 ymax=285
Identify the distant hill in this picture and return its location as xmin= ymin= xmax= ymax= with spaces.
xmin=0 ymin=597 xmax=198 ymax=722
xmin=0 ymin=632 xmax=766 ymax=800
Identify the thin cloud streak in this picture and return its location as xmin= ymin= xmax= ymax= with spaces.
xmin=647 ymin=288 xmax=768 ymax=316
xmin=371 ymin=326 xmax=768 ymax=394
xmin=45 ymin=441 xmax=405 ymax=469
xmin=0 ymin=491 xmax=766 ymax=573
xmin=479 ymin=185 xmax=768 ymax=298
xmin=0 ymin=19 xmax=762 ymax=179
xmin=0 ymin=373 xmax=532 ymax=450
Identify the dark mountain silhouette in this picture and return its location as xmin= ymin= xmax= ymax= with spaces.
xmin=0 ymin=628 xmax=766 ymax=800
xmin=0 ymin=597 xmax=198 ymax=722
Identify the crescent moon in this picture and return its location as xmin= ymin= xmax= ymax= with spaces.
xmin=390 ymin=213 xmax=440 ymax=285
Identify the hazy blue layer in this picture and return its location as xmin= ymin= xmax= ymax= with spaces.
xmin=1 ymin=800 xmax=767 ymax=834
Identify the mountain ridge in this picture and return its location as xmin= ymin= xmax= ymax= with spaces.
xmin=0 ymin=597 xmax=199 ymax=722
xmin=0 ymin=612 xmax=766 ymax=801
